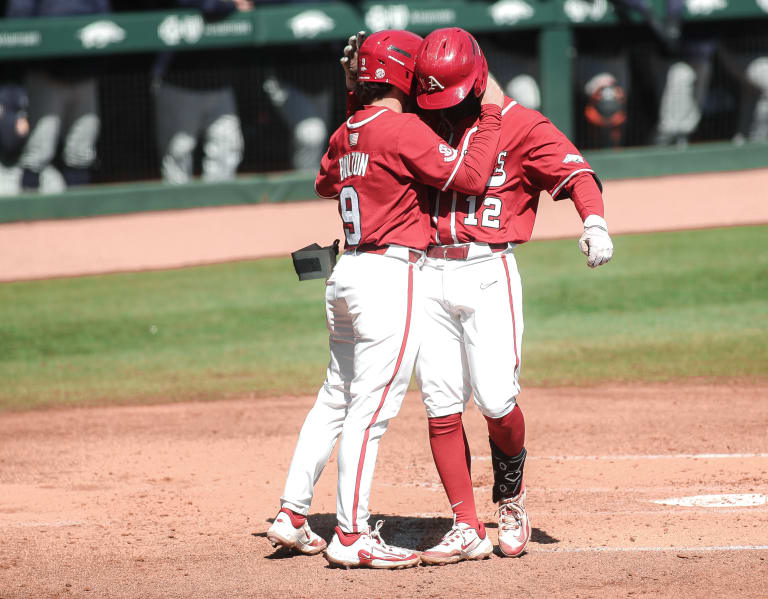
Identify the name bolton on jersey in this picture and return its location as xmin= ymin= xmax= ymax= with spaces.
xmin=339 ymin=152 xmax=370 ymax=181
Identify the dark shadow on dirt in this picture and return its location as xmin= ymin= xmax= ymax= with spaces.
xmin=258 ymin=513 xmax=560 ymax=559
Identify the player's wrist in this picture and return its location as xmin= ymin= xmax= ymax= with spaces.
xmin=480 ymin=104 xmax=502 ymax=115
xmin=583 ymin=214 xmax=608 ymax=231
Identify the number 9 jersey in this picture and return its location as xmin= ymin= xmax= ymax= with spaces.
xmin=315 ymin=104 xmax=502 ymax=250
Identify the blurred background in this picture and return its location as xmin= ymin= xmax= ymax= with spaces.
xmin=0 ymin=0 xmax=766 ymax=201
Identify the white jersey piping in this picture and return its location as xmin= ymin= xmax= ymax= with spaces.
xmin=550 ymin=168 xmax=595 ymax=199
xmin=450 ymin=191 xmax=458 ymax=244
xmin=433 ymin=129 xmax=454 ymax=245
xmin=346 ymin=109 xmax=388 ymax=130
xmin=442 ymin=125 xmax=478 ymax=192
xmin=314 ymin=181 xmax=338 ymax=200
xmin=501 ymin=100 xmax=518 ymax=116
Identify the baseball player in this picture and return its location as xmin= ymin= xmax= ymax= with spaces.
xmin=266 ymin=30 xmax=505 ymax=569
xmin=409 ymin=28 xmax=614 ymax=565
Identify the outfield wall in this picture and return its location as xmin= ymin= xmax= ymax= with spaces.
xmin=1 ymin=168 xmax=766 ymax=282
xmin=2 ymin=141 xmax=767 ymax=225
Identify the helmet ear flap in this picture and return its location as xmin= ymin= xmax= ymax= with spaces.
xmin=474 ymin=53 xmax=488 ymax=98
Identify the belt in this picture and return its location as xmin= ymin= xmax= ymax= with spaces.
xmin=355 ymin=243 xmax=422 ymax=264
xmin=426 ymin=242 xmax=508 ymax=260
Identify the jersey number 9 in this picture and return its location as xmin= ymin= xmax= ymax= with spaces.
xmin=339 ymin=186 xmax=362 ymax=246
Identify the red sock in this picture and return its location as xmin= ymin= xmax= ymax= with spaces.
xmin=334 ymin=526 xmax=363 ymax=546
xmin=428 ymin=414 xmax=483 ymax=535
xmin=485 ymin=405 xmax=525 ymax=457
xmin=279 ymin=507 xmax=306 ymax=528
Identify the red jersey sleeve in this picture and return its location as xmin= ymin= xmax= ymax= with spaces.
xmin=522 ymin=120 xmax=601 ymax=200
xmin=315 ymin=135 xmax=340 ymax=199
xmin=398 ymin=105 xmax=502 ymax=196
xmin=565 ymin=172 xmax=605 ymax=220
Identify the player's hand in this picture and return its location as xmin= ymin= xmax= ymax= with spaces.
xmin=340 ymin=31 xmax=366 ymax=91
xmin=233 ymin=0 xmax=253 ymax=11
xmin=578 ymin=215 xmax=613 ymax=268
xmin=15 ymin=116 xmax=29 ymax=137
xmin=480 ymin=75 xmax=504 ymax=108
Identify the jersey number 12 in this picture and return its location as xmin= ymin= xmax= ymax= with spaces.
xmin=463 ymin=195 xmax=502 ymax=229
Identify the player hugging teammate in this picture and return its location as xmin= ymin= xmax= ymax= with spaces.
xmin=267 ymin=27 xmax=613 ymax=568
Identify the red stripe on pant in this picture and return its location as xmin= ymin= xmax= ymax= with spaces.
xmin=351 ymin=262 xmax=414 ymax=533
xmin=501 ymin=254 xmax=520 ymax=378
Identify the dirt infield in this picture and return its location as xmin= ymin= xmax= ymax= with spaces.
xmin=1 ymin=383 xmax=767 ymax=598
xmin=1 ymin=170 xmax=767 ymax=596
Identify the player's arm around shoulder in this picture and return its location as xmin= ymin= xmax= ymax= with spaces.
xmin=396 ymin=79 xmax=503 ymax=196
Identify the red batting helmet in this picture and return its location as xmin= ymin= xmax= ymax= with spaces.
xmin=415 ymin=28 xmax=488 ymax=110
xmin=357 ymin=30 xmax=424 ymax=95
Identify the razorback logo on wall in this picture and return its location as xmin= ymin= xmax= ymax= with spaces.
xmin=77 ymin=20 xmax=125 ymax=49
xmin=288 ymin=10 xmax=335 ymax=38
xmin=685 ymin=0 xmax=727 ymax=15
xmin=488 ymin=0 xmax=535 ymax=26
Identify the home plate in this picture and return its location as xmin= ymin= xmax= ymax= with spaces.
xmin=652 ymin=493 xmax=767 ymax=508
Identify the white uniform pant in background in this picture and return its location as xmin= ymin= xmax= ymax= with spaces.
xmin=155 ymin=83 xmax=244 ymax=184
xmin=416 ymin=243 xmax=524 ymax=419
xmin=280 ymin=246 xmax=422 ymax=533
xmin=20 ymin=72 xmax=100 ymax=176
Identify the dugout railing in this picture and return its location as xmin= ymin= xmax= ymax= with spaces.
xmin=0 ymin=0 xmax=767 ymax=223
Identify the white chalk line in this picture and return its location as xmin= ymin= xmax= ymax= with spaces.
xmin=472 ymin=452 xmax=768 ymax=462
xmin=529 ymin=545 xmax=768 ymax=554
xmin=399 ymin=506 xmax=768 ymax=517
xmin=385 ymin=482 xmax=768 ymax=497
xmin=2 ymin=520 xmax=84 ymax=528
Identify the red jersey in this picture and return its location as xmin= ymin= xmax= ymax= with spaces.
xmin=430 ymin=98 xmax=604 ymax=245
xmin=316 ymin=104 xmax=502 ymax=251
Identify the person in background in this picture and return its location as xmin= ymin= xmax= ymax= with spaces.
xmin=613 ymin=0 xmax=716 ymax=146
xmin=0 ymin=83 xmax=29 ymax=195
xmin=257 ymin=0 xmax=344 ymax=171
xmin=720 ymin=42 xmax=768 ymax=144
xmin=153 ymin=0 xmax=252 ymax=184
xmin=479 ymin=24 xmax=628 ymax=150
xmin=6 ymin=0 xmax=110 ymax=191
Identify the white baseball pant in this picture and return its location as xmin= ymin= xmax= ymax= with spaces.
xmin=280 ymin=245 xmax=422 ymax=533
xmin=415 ymin=242 xmax=524 ymax=419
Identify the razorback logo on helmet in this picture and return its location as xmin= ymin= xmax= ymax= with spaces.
xmin=423 ymin=75 xmax=445 ymax=93
xmin=438 ymin=143 xmax=458 ymax=162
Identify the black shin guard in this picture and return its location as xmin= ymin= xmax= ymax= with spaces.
xmin=489 ymin=439 xmax=527 ymax=503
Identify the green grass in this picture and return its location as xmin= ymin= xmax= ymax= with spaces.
xmin=1 ymin=226 xmax=766 ymax=410
xmin=515 ymin=225 xmax=768 ymax=384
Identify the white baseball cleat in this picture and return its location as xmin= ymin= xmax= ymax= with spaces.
xmin=325 ymin=520 xmax=420 ymax=569
xmin=266 ymin=510 xmax=327 ymax=555
xmin=497 ymin=484 xmax=531 ymax=557
xmin=420 ymin=518 xmax=493 ymax=565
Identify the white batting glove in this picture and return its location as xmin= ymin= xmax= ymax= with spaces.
xmin=578 ymin=215 xmax=613 ymax=268
xmin=340 ymin=31 xmax=366 ymax=91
